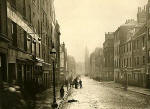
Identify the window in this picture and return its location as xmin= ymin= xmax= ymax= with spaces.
xmin=11 ymin=22 xmax=17 ymax=47
xmin=127 ymin=58 xmax=128 ymax=67
xmin=27 ymin=35 xmax=32 ymax=53
xmin=130 ymin=58 xmax=132 ymax=67
xmin=148 ymin=28 xmax=150 ymax=40
xmin=38 ymin=20 xmax=40 ymax=34
xmin=130 ymin=42 xmax=132 ymax=51
xmin=127 ymin=44 xmax=128 ymax=52
xmin=149 ymin=50 xmax=150 ymax=63
xmin=143 ymin=36 xmax=145 ymax=47
xmin=23 ymin=0 xmax=26 ymax=17
xmin=39 ymin=43 xmax=41 ymax=57
xmin=24 ymin=31 xmax=27 ymax=51
xmin=32 ymin=39 xmax=36 ymax=55
xmin=29 ymin=6 xmax=31 ymax=23
xmin=137 ymin=40 xmax=139 ymax=49
xmin=37 ymin=0 xmax=40 ymax=10
xmin=137 ymin=57 xmax=139 ymax=65
xmin=143 ymin=56 xmax=145 ymax=64
xmin=12 ymin=0 xmax=16 ymax=9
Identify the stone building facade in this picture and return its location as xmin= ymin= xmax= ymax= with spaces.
xmin=0 ymin=0 xmax=8 ymax=83
xmin=0 ymin=0 xmax=60 ymax=90
xmin=89 ymin=48 xmax=104 ymax=81
xmin=103 ymin=32 xmax=114 ymax=81
xmin=114 ymin=5 xmax=148 ymax=88
xmin=60 ymin=42 xmax=67 ymax=84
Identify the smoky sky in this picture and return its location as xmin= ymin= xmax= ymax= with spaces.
xmin=54 ymin=0 xmax=147 ymax=62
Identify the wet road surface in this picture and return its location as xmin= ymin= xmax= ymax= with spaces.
xmin=62 ymin=77 xmax=150 ymax=109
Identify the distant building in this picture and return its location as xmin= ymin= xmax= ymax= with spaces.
xmin=60 ymin=42 xmax=67 ymax=83
xmin=76 ymin=62 xmax=84 ymax=75
xmin=84 ymin=46 xmax=90 ymax=76
xmin=67 ymin=55 xmax=76 ymax=80
xmin=89 ymin=48 xmax=104 ymax=81
xmin=103 ymin=32 xmax=114 ymax=81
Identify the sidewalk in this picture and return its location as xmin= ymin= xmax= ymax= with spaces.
xmin=57 ymin=87 xmax=72 ymax=109
xmin=127 ymin=85 xmax=150 ymax=96
xmin=34 ymin=86 xmax=71 ymax=109
xmin=101 ymin=81 xmax=150 ymax=96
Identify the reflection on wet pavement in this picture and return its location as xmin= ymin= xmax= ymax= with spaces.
xmin=63 ymin=77 xmax=150 ymax=109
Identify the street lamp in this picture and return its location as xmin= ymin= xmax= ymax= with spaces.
xmin=50 ymin=48 xmax=58 ymax=108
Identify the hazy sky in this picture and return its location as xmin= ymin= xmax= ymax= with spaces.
xmin=54 ymin=0 xmax=147 ymax=62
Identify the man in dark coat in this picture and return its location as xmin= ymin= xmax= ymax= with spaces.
xmin=60 ymin=85 xmax=64 ymax=99
xmin=79 ymin=79 xmax=82 ymax=88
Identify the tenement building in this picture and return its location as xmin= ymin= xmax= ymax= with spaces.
xmin=0 ymin=0 xmax=61 ymax=90
xmin=114 ymin=5 xmax=149 ymax=88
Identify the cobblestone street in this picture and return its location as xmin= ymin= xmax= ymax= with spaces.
xmin=62 ymin=77 xmax=150 ymax=109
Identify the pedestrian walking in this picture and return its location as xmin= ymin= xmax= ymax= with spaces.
xmin=65 ymin=79 xmax=69 ymax=91
xmin=60 ymin=85 xmax=64 ymax=99
xmin=79 ymin=79 xmax=82 ymax=88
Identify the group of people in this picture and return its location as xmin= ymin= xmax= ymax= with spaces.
xmin=59 ymin=77 xmax=83 ymax=99
xmin=73 ymin=78 xmax=82 ymax=89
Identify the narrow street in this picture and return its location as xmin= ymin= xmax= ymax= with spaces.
xmin=63 ymin=77 xmax=150 ymax=109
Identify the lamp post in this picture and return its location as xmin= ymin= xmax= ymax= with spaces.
xmin=50 ymin=48 xmax=58 ymax=108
